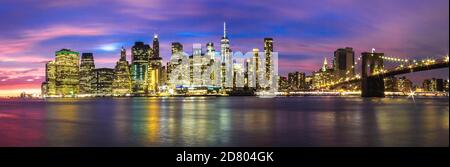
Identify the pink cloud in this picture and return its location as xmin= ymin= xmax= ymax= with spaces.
xmin=0 ymin=25 xmax=108 ymax=55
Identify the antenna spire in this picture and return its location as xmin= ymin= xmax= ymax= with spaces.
xmin=223 ymin=22 xmax=227 ymax=38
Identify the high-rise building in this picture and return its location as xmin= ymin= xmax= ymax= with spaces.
xmin=423 ymin=78 xmax=444 ymax=92
xmin=264 ymin=38 xmax=273 ymax=83
xmin=42 ymin=61 xmax=57 ymax=96
xmin=278 ymin=76 xmax=288 ymax=91
xmin=152 ymin=34 xmax=160 ymax=58
xmin=253 ymin=48 xmax=261 ymax=90
xmin=148 ymin=35 xmax=163 ymax=94
xmin=113 ymin=47 xmax=132 ymax=95
xmin=221 ymin=22 xmax=232 ymax=88
xmin=55 ymin=49 xmax=80 ymax=96
xmin=313 ymin=58 xmax=335 ymax=89
xmin=94 ymin=68 xmax=114 ymax=95
xmin=79 ymin=53 xmax=95 ymax=94
xmin=288 ymin=72 xmax=306 ymax=91
xmin=192 ymin=43 xmax=203 ymax=85
xmin=384 ymin=76 xmax=397 ymax=92
xmin=333 ymin=47 xmax=355 ymax=80
xmin=131 ymin=41 xmax=151 ymax=94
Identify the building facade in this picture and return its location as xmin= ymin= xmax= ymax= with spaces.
xmin=79 ymin=53 xmax=95 ymax=94
xmin=94 ymin=68 xmax=114 ymax=95
xmin=113 ymin=47 xmax=132 ymax=95
xmin=55 ymin=49 xmax=80 ymax=96
xmin=333 ymin=47 xmax=355 ymax=80
xmin=131 ymin=41 xmax=151 ymax=94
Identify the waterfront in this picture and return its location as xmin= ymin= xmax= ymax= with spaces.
xmin=0 ymin=96 xmax=448 ymax=147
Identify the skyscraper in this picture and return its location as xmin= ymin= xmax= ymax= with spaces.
xmin=148 ymin=35 xmax=163 ymax=94
xmin=192 ymin=43 xmax=203 ymax=85
xmin=79 ymin=53 xmax=95 ymax=94
xmin=221 ymin=22 xmax=232 ymax=88
xmin=333 ymin=47 xmax=355 ymax=79
xmin=42 ymin=61 xmax=56 ymax=96
xmin=113 ymin=47 xmax=132 ymax=95
xmin=264 ymin=38 xmax=273 ymax=83
xmin=253 ymin=48 xmax=260 ymax=90
xmin=131 ymin=41 xmax=151 ymax=94
xmin=94 ymin=68 xmax=114 ymax=95
xmin=55 ymin=49 xmax=80 ymax=96
xmin=288 ymin=72 xmax=306 ymax=91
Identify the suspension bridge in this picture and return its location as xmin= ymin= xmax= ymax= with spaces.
xmin=321 ymin=51 xmax=449 ymax=97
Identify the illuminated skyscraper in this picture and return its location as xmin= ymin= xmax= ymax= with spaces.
xmin=153 ymin=34 xmax=160 ymax=58
xmin=113 ymin=47 xmax=132 ymax=95
xmin=55 ymin=49 xmax=80 ymax=96
xmin=288 ymin=72 xmax=306 ymax=91
xmin=264 ymin=38 xmax=273 ymax=83
xmin=42 ymin=61 xmax=56 ymax=96
xmin=313 ymin=58 xmax=335 ymax=89
xmin=79 ymin=53 xmax=95 ymax=94
xmin=131 ymin=41 xmax=151 ymax=94
xmin=253 ymin=48 xmax=261 ymax=90
xmin=148 ymin=35 xmax=163 ymax=94
xmin=192 ymin=43 xmax=203 ymax=85
xmin=94 ymin=68 xmax=114 ymax=95
xmin=221 ymin=22 xmax=232 ymax=88
xmin=333 ymin=47 xmax=355 ymax=79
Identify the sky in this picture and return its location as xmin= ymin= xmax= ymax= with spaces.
xmin=0 ymin=0 xmax=448 ymax=96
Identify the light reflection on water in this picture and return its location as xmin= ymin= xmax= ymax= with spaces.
xmin=0 ymin=96 xmax=448 ymax=147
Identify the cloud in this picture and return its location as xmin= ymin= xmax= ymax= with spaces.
xmin=0 ymin=25 xmax=108 ymax=55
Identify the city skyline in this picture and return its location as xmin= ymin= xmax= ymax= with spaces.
xmin=0 ymin=0 xmax=449 ymax=96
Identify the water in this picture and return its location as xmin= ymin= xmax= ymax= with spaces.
xmin=0 ymin=96 xmax=448 ymax=147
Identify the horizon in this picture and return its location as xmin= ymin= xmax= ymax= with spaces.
xmin=0 ymin=0 xmax=449 ymax=96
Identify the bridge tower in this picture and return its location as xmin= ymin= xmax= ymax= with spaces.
xmin=361 ymin=52 xmax=385 ymax=97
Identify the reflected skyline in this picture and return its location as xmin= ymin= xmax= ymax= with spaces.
xmin=0 ymin=97 xmax=448 ymax=147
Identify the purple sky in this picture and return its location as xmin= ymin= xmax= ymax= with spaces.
xmin=0 ymin=0 xmax=448 ymax=95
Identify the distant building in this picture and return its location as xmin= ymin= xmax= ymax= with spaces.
xmin=444 ymin=79 xmax=449 ymax=92
xmin=264 ymin=38 xmax=274 ymax=83
xmin=278 ymin=76 xmax=288 ymax=91
xmin=305 ymin=75 xmax=313 ymax=90
xmin=131 ymin=41 xmax=151 ymax=94
xmin=288 ymin=71 xmax=306 ymax=91
xmin=423 ymin=78 xmax=444 ymax=92
xmin=312 ymin=57 xmax=335 ymax=89
xmin=333 ymin=47 xmax=355 ymax=80
xmin=384 ymin=76 xmax=397 ymax=92
xmin=221 ymin=22 xmax=232 ymax=88
xmin=397 ymin=76 xmax=413 ymax=92
xmin=94 ymin=68 xmax=114 ymax=95
xmin=148 ymin=35 xmax=163 ymax=94
xmin=51 ymin=49 xmax=80 ymax=96
xmin=113 ymin=47 xmax=132 ymax=95
xmin=79 ymin=53 xmax=95 ymax=94
xmin=42 ymin=61 xmax=56 ymax=96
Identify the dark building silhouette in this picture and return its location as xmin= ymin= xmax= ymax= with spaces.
xmin=333 ymin=47 xmax=355 ymax=80
xmin=94 ymin=68 xmax=114 ymax=95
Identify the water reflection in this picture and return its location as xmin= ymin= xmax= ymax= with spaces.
xmin=0 ymin=97 xmax=448 ymax=146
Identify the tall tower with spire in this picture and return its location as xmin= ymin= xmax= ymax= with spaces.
xmin=322 ymin=57 xmax=328 ymax=72
xmin=220 ymin=22 xmax=232 ymax=88
xmin=113 ymin=47 xmax=132 ymax=95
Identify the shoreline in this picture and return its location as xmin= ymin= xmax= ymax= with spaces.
xmin=1 ymin=92 xmax=449 ymax=100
